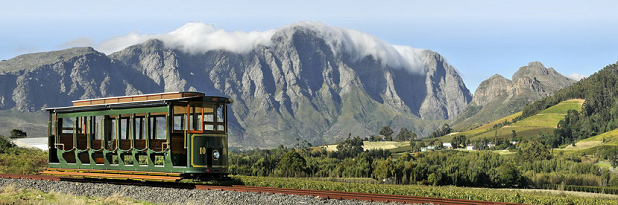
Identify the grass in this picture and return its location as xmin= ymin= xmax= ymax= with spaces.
xmin=459 ymin=112 xmax=523 ymax=136
xmin=538 ymin=99 xmax=584 ymax=114
xmin=510 ymin=114 xmax=565 ymax=128
xmin=561 ymin=128 xmax=618 ymax=152
xmin=0 ymin=184 xmax=154 ymax=205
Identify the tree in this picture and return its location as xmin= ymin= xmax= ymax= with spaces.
xmin=491 ymin=163 xmax=521 ymax=187
xmin=276 ymin=151 xmax=307 ymax=177
xmin=0 ymin=135 xmax=15 ymax=153
xmin=336 ymin=136 xmax=364 ymax=158
xmin=429 ymin=123 xmax=452 ymax=138
xmin=433 ymin=140 xmax=443 ymax=150
xmin=396 ymin=128 xmax=416 ymax=141
xmin=520 ymin=141 xmax=552 ymax=161
xmin=451 ymin=135 xmax=467 ymax=149
xmin=373 ymin=158 xmax=395 ymax=182
xmin=379 ymin=126 xmax=394 ymax=139
xmin=9 ymin=129 xmax=26 ymax=138
xmin=427 ymin=173 xmax=440 ymax=186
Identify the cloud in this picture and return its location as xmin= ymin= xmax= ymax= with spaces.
xmin=278 ymin=22 xmax=425 ymax=73
xmin=60 ymin=38 xmax=94 ymax=48
xmin=567 ymin=73 xmax=586 ymax=81
xmin=62 ymin=21 xmax=424 ymax=73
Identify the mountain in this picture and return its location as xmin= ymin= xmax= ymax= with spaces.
xmin=452 ymin=62 xmax=576 ymax=131
xmin=0 ymin=22 xmax=472 ymax=148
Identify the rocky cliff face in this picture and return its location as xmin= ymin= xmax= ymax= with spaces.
xmin=452 ymin=61 xmax=576 ymax=130
xmin=0 ymin=23 xmax=472 ymax=147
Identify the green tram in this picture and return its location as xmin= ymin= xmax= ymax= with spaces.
xmin=45 ymin=92 xmax=232 ymax=181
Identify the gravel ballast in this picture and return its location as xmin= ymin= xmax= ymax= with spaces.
xmin=0 ymin=178 xmax=408 ymax=205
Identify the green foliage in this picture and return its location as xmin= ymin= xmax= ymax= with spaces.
xmin=0 ymin=135 xmax=47 ymax=175
xmin=521 ymin=63 xmax=618 ymax=147
xmin=519 ymin=140 xmax=552 ymax=161
xmin=429 ymin=123 xmax=451 ymax=138
xmin=275 ymin=151 xmax=307 ymax=177
xmin=335 ymin=136 xmax=364 ymax=159
xmin=451 ymin=135 xmax=467 ymax=149
xmin=0 ymin=136 xmax=16 ymax=153
xmin=9 ymin=129 xmax=26 ymax=138
xmin=372 ymin=158 xmax=395 ymax=182
xmin=379 ymin=126 xmax=394 ymax=138
xmin=490 ymin=163 xmax=522 ymax=187
xmin=395 ymin=128 xmax=416 ymax=141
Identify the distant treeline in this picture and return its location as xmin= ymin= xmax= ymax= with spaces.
xmin=230 ymin=137 xmax=618 ymax=189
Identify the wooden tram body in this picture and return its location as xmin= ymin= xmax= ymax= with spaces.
xmin=44 ymin=92 xmax=232 ymax=181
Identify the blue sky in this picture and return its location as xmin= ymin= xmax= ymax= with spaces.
xmin=2 ymin=0 xmax=617 ymax=92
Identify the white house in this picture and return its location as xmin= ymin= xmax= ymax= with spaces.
xmin=442 ymin=142 xmax=452 ymax=149
xmin=421 ymin=146 xmax=436 ymax=152
xmin=466 ymin=145 xmax=475 ymax=151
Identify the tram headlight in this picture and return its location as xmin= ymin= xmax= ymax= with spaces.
xmin=212 ymin=150 xmax=220 ymax=160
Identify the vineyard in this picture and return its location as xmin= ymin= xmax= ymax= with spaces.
xmin=234 ymin=175 xmax=618 ymax=205
xmin=542 ymin=184 xmax=618 ymax=195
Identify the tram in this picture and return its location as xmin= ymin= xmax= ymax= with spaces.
xmin=43 ymin=92 xmax=232 ymax=181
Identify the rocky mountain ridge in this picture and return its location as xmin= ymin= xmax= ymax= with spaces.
xmin=0 ymin=23 xmax=472 ymax=148
xmin=452 ymin=61 xmax=576 ymax=130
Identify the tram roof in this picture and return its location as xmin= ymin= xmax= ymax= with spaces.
xmin=45 ymin=92 xmax=232 ymax=113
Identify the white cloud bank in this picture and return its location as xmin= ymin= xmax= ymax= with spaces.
xmin=62 ymin=22 xmax=425 ymax=73
xmin=567 ymin=73 xmax=587 ymax=81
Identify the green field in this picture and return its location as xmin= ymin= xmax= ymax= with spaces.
xmin=561 ymin=128 xmax=618 ymax=151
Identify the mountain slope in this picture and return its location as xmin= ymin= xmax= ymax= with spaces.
xmin=0 ymin=22 xmax=472 ymax=148
xmin=429 ymin=99 xmax=584 ymax=143
xmin=521 ymin=61 xmax=618 ymax=147
xmin=452 ymin=62 xmax=575 ymax=131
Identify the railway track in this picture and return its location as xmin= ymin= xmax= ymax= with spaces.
xmin=0 ymin=173 xmax=524 ymax=205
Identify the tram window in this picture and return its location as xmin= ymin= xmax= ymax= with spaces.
xmin=216 ymin=105 xmax=224 ymax=123
xmin=204 ymin=112 xmax=214 ymax=122
xmin=173 ymin=115 xmax=184 ymax=131
xmin=62 ymin=118 xmax=74 ymax=134
xmin=78 ymin=117 xmax=85 ymax=134
xmin=93 ymin=116 xmax=103 ymax=140
xmin=120 ymin=118 xmax=129 ymax=140
xmin=173 ymin=106 xmax=186 ymax=131
xmin=110 ymin=118 xmax=116 ymax=140
xmin=203 ymin=106 xmax=215 ymax=131
xmin=150 ymin=116 xmax=166 ymax=140
xmin=135 ymin=117 xmax=145 ymax=140
xmin=191 ymin=106 xmax=203 ymax=131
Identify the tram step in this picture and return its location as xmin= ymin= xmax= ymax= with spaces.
xmin=41 ymin=170 xmax=180 ymax=182
xmin=45 ymin=168 xmax=181 ymax=177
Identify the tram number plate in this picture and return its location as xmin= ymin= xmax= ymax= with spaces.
xmin=199 ymin=147 xmax=206 ymax=155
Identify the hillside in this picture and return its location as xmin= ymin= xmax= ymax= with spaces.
xmin=429 ymin=99 xmax=584 ymax=143
xmin=0 ymin=22 xmax=472 ymax=148
xmin=521 ymin=62 xmax=618 ymax=147
xmin=452 ymin=62 xmax=575 ymax=131
xmin=561 ymin=129 xmax=618 ymax=151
